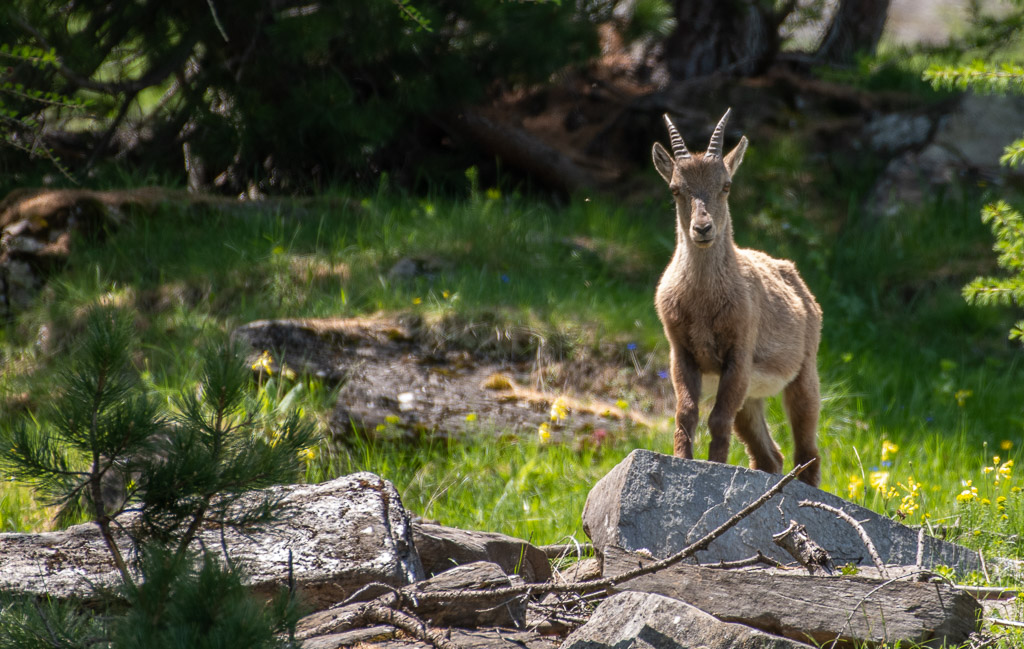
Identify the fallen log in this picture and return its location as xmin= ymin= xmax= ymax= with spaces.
xmin=603 ymin=546 xmax=981 ymax=648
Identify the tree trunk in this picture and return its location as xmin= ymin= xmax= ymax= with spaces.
xmin=816 ymin=0 xmax=891 ymax=65
xmin=663 ymin=0 xmax=790 ymax=80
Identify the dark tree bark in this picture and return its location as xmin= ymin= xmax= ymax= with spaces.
xmin=816 ymin=0 xmax=891 ymax=65
xmin=663 ymin=0 xmax=794 ymax=80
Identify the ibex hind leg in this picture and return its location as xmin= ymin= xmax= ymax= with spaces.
xmin=783 ymin=363 xmax=821 ymax=487
xmin=734 ymin=398 xmax=784 ymax=474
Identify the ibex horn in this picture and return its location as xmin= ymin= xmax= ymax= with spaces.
xmin=663 ymin=114 xmax=691 ymax=160
xmin=706 ymin=108 xmax=731 ymax=159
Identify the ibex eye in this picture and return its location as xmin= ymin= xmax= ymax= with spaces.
xmin=722 ymin=182 xmax=731 ymax=193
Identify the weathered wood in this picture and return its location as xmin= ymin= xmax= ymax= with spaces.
xmin=604 ymin=546 xmax=981 ymax=648
xmin=772 ymin=520 xmax=835 ymax=575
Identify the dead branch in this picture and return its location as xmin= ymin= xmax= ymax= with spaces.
xmin=799 ymin=499 xmax=888 ymax=578
xmin=706 ymin=551 xmax=785 ymax=570
xmin=540 ymin=542 xmax=594 ymax=559
xmin=987 ymin=617 xmax=1024 ymax=629
xmin=960 ymin=586 xmax=1019 ymax=600
xmin=979 ymin=549 xmax=992 ymax=584
xmin=772 ymin=520 xmax=835 ymax=575
xmin=359 ymin=603 xmax=460 ymax=649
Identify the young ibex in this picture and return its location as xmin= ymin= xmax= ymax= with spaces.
xmin=652 ymin=109 xmax=822 ymax=486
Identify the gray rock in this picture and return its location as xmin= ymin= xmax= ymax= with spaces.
xmin=560 ymin=590 xmax=814 ymax=649
xmin=0 ymin=473 xmax=424 ymax=610
xmin=413 ymin=521 xmax=552 ymax=582
xmin=407 ymin=561 xmax=527 ymax=628
xmin=865 ymin=112 xmax=934 ymax=154
xmin=581 ymin=449 xmax=980 ymax=574
xmin=934 ymin=93 xmax=1024 ymax=170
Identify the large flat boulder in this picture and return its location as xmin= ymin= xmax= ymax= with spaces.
xmin=0 ymin=473 xmax=424 ymax=610
xmin=582 ymin=450 xmax=980 ymax=573
xmin=560 ymin=590 xmax=814 ymax=649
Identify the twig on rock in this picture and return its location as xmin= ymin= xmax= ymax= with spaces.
xmin=706 ymin=551 xmax=786 ymax=570
xmin=541 ymin=541 xmax=595 ymax=559
xmin=987 ymin=617 xmax=1024 ymax=629
xmin=957 ymin=585 xmax=1019 ymax=600
xmin=771 ymin=520 xmax=835 ymax=575
xmin=799 ymin=500 xmax=888 ymax=578
xmin=360 ymin=603 xmax=460 ymax=649
xmin=915 ymin=526 xmax=928 ymax=582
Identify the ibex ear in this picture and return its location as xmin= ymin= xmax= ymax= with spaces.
xmin=724 ymin=136 xmax=748 ymax=177
xmin=652 ymin=142 xmax=675 ymax=183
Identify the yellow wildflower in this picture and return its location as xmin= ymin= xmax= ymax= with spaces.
xmin=442 ymin=290 xmax=451 ymax=299
xmin=550 ymin=397 xmax=569 ymax=422
xmin=880 ymin=440 xmax=899 ymax=462
xmin=385 ymin=415 xmax=401 ymax=425
xmin=412 ymin=297 xmax=422 ymax=305
xmin=616 ymin=399 xmax=629 ymax=410
xmin=538 ymin=422 xmax=551 ymax=444
xmin=251 ymin=350 xmax=274 ymax=375
xmin=954 ymin=389 xmax=973 ymax=407
xmin=998 ymin=459 xmax=1013 ymax=478
xmin=956 ymin=480 xmax=978 ymax=503
xmin=847 ymin=475 xmax=864 ymax=499
xmin=465 ymin=413 xmax=478 ymax=422
xmin=298 ymin=447 xmax=317 ymax=462
xmin=1001 ymin=440 xmax=1013 ymax=451
xmin=869 ymin=471 xmax=890 ymax=492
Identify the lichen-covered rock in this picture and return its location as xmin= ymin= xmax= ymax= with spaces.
xmin=0 ymin=472 xmax=423 ymax=610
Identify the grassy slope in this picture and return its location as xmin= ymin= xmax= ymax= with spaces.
xmin=2 ymin=134 xmax=1023 ymax=586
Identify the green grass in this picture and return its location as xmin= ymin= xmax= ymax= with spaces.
xmin=2 ymin=141 xmax=1023 ymax=572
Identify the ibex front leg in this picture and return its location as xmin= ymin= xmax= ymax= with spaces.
xmin=669 ymin=347 xmax=701 ymax=459
xmin=707 ymin=350 xmax=750 ymax=464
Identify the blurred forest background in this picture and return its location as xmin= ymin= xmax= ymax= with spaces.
xmin=3 ymin=0 xmax=1024 ymax=558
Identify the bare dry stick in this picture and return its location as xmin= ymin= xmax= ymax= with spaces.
xmin=798 ymin=500 xmax=888 ymax=578
xmin=979 ymin=549 xmax=992 ymax=584
xmin=987 ymin=617 xmax=1024 ymax=629
xmin=360 ymin=604 xmax=460 ymax=649
xmin=957 ymin=585 xmax=1019 ymax=600
xmin=915 ymin=527 xmax=927 ymax=582
xmin=707 ymin=551 xmax=785 ymax=570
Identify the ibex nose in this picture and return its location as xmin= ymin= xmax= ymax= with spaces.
xmin=693 ymin=222 xmax=713 ymax=236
